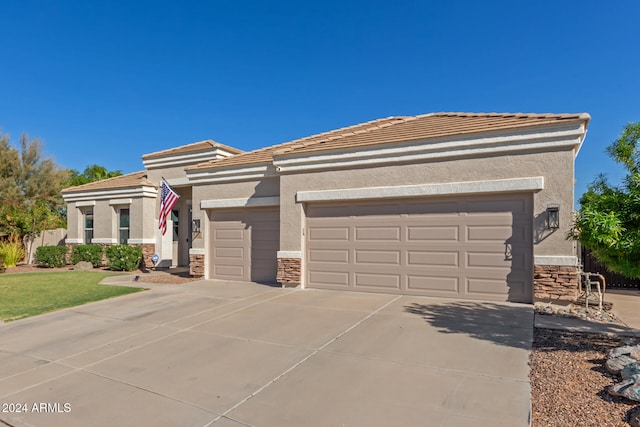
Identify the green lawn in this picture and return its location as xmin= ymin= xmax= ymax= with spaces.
xmin=0 ymin=271 xmax=145 ymax=322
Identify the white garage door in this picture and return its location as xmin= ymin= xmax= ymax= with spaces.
xmin=210 ymin=208 xmax=279 ymax=283
xmin=306 ymin=195 xmax=532 ymax=302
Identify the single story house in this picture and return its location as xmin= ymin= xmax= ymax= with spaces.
xmin=62 ymin=112 xmax=590 ymax=303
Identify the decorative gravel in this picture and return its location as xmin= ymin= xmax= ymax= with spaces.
xmin=530 ymin=328 xmax=638 ymax=426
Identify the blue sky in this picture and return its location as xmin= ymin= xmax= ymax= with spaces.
xmin=1 ymin=1 xmax=639 ymax=204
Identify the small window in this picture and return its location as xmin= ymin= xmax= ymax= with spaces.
xmin=84 ymin=210 xmax=94 ymax=243
xmin=172 ymin=210 xmax=179 ymax=242
xmin=119 ymin=208 xmax=130 ymax=244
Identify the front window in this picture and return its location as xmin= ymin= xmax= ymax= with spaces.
xmin=119 ymin=208 xmax=130 ymax=244
xmin=84 ymin=210 xmax=94 ymax=243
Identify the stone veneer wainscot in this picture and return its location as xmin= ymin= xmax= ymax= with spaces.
xmin=533 ymin=265 xmax=579 ymax=301
xmin=277 ymin=258 xmax=301 ymax=287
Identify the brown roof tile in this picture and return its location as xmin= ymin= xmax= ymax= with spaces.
xmin=187 ymin=112 xmax=589 ymax=171
xmin=62 ymin=171 xmax=154 ymax=194
xmin=187 ymin=117 xmax=408 ymax=171
xmin=142 ymin=139 xmax=243 ymax=160
xmin=273 ymin=112 xmax=591 ymax=156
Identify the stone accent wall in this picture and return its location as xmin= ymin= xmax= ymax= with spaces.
xmin=130 ymin=243 xmax=156 ymax=270
xmin=277 ymin=258 xmax=301 ymax=287
xmin=189 ymin=254 xmax=205 ymax=278
xmin=65 ymin=243 xmax=77 ymax=264
xmin=534 ymin=265 xmax=579 ymax=301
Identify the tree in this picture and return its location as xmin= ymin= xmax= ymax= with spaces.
xmin=0 ymin=132 xmax=69 ymax=262
xmin=67 ymin=164 xmax=122 ymax=187
xmin=570 ymin=122 xmax=640 ymax=278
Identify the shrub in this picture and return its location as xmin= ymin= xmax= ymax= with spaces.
xmin=70 ymin=244 xmax=103 ymax=267
xmin=0 ymin=236 xmax=26 ymax=268
xmin=34 ymin=246 xmax=68 ymax=268
xmin=105 ymin=245 xmax=142 ymax=271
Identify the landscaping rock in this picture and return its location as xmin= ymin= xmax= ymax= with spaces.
xmin=622 ymin=363 xmax=640 ymax=381
xmin=74 ymin=261 xmax=94 ymax=271
xmin=609 ymin=378 xmax=640 ymax=403
xmin=628 ymin=406 xmax=640 ymax=427
xmin=610 ymin=345 xmax=640 ymax=359
xmin=606 ymin=346 xmax=640 ymax=404
xmin=607 ymin=355 xmax=638 ymax=376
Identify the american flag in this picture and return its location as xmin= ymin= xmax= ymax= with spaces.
xmin=158 ymin=180 xmax=179 ymax=235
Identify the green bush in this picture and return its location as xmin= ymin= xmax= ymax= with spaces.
xmin=0 ymin=237 xmax=26 ymax=268
xmin=34 ymin=246 xmax=68 ymax=268
xmin=105 ymin=245 xmax=142 ymax=271
xmin=70 ymin=244 xmax=103 ymax=267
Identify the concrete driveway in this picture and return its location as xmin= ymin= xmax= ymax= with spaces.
xmin=0 ymin=278 xmax=533 ymax=427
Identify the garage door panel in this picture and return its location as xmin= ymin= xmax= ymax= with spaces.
xmin=214 ymin=228 xmax=246 ymax=240
xmin=354 ymin=250 xmax=401 ymax=265
xmin=407 ymin=275 xmax=459 ymax=292
xmin=354 ymin=272 xmax=401 ymax=289
xmin=309 ymin=249 xmax=349 ymax=263
xmin=407 ymin=226 xmax=459 ymax=241
xmin=466 ymin=251 xmax=511 ymax=268
xmin=214 ymin=264 xmax=245 ymax=279
xmin=408 ymin=251 xmax=459 ymax=267
xmin=308 ymin=227 xmax=349 ymax=241
xmin=466 ymin=277 xmax=515 ymax=298
xmin=466 ymin=225 xmax=512 ymax=241
xmin=309 ymin=270 xmax=350 ymax=287
xmin=355 ymin=226 xmax=400 ymax=241
xmin=215 ymin=247 xmax=245 ymax=259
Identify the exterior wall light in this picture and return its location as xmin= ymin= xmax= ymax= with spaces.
xmin=547 ymin=205 xmax=560 ymax=230
xmin=192 ymin=218 xmax=201 ymax=233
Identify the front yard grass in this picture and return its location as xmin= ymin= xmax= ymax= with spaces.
xmin=0 ymin=271 xmax=145 ymax=322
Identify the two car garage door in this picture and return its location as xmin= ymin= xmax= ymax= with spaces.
xmin=306 ymin=194 xmax=533 ymax=303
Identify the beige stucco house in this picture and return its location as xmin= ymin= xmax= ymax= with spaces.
xmin=62 ymin=112 xmax=590 ymax=303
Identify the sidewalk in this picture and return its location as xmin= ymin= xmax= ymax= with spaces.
xmin=535 ymin=289 xmax=640 ymax=337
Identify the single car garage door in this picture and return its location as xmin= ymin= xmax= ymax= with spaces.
xmin=210 ymin=207 xmax=279 ymax=283
xmin=306 ymin=194 xmax=532 ymax=302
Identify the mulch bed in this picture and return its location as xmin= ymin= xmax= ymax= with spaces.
xmin=530 ymin=328 xmax=638 ymax=426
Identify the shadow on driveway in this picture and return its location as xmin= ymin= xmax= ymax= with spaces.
xmin=404 ymin=301 xmax=532 ymax=350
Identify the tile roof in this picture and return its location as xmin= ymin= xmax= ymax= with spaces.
xmin=188 ymin=112 xmax=590 ymax=171
xmin=61 ymin=171 xmax=154 ymax=194
xmin=273 ymin=112 xmax=591 ymax=156
xmin=142 ymin=139 xmax=243 ymax=160
xmin=186 ymin=117 xmax=408 ymax=171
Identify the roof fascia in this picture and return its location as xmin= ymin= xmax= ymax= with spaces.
xmin=187 ymin=163 xmax=278 ymax=184
xmin=62 ymin=186 xmax=158 ymax=202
